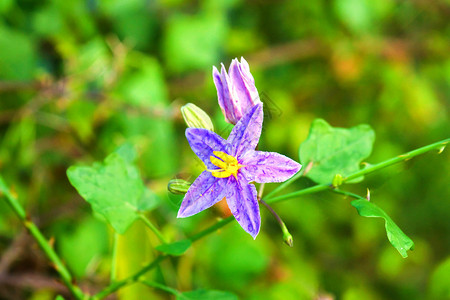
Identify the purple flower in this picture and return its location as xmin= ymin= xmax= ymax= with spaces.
xmin=213 ymin=57 xmax=262 ymax=125
xmin=177 ymin=103 xmax=301 ymax=239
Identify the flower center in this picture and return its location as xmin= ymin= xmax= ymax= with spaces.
xmin=209 ymin=151 xmax=243 ymax=179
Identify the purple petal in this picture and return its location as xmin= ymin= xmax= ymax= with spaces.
xmin=240 ymin=150 xmax=302 ymax=183
xmin=225 ymin=173 xmax=260 ymax=239
xmin=213 ymin=64 xmax=240 ymax=124
xmin=186 ymin=128 xmax=227 ymax=169
xmin=229 ymin=58 xmax=260 ymax=114
xmin=177 ymin=171 xmax=228 ymax=218
xmin=213 ymin=66 xmax=233 ymax=124
xmin=227 ymin=103 xmax=263 ymax=158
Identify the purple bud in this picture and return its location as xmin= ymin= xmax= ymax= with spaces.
xmin=213 ymin=57 xmax=261 ymax=125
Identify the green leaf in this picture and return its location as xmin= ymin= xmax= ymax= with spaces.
xmin=0 ymin=117 xmax=36 ymax=168
xmin=67 ymin=151 xmax=157 ymax=234
xmin=114 ymin=56 xmax=168 ymax=106
xmin=137 ymin=188 xmax=160 ymax=212
xmin=0 ymin=0 xmax=13 ymax=14
xmin=163 ymin=14 xmax=227 ymax=73
xmin=428 ymin=257 xmax=450 ymax=298
xmin=104 ymin=56 xmax=178 ymax=177
xmin=351 ymin=199 xmax=414 ymax=258
xmin=177 ymin=289 xmax=238 ymax=300
xmin=32 ymin=4 xmax=64 ymax=37
xmin=333 ymin=0 xmax=393 ymax=34
xmin=114 ymin=142 xmax=138 ymax=163
xmin=299 ymin=119 xmax=375 ymax=184
xmin=0 ymin=25 xmax=36 ymax=80
xmin=66 ymin=99 xmax=96 ymax=143
xmin=73 ymin=39 xmax=112 ymax=87
xmin=100 ymin=0 xmax=157 ymax=50
xmin=156 ymin=240 xmax=191 ymax=256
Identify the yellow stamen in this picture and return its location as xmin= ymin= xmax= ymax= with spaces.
xmin=213 ymin=151 xmax=238 ymax=164
xmin=210 ymin=156 xmax=228 ymax=169
xmin=211 ymin=170 xmax=233 ymax=178
xmin=208 ymin=151 xmax=243 ymax=179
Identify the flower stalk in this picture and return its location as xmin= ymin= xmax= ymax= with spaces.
xmin=259 ymin=199 xmax=293 ymax=247
xmin=138 ymin=214 xmax=167 ymax=244
xmin=110 ymin=232 xmax=119 ymax=283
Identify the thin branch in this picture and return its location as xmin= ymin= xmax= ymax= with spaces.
xmin=93 ymin=216 xmax=234 ymax=299
xmin=92 ymin=255 xmax=167 ymax=300
xmin=330 ymin=188 xmax=366 ymax=200
xmin=138 ymin=214 xmax=167 ymax=244
xmin=264 ymin=168 xmax=304 ymax=199
xmin=139 ymin=279 xmax=181 ymax=297
xmin=189 ymin=217 xmax=234 ymax=242
xmin=344 ymin=138 xmax=449 ymax=182
xmin=110 ymin=233 xmax=119 ymax=283
xmin=0 ymin=176 xmax=86 ymax=300
xmin=3 ymin=138 xmax=447 ymax=299
xmin=265 ymin=138 xmax=449 ymax=204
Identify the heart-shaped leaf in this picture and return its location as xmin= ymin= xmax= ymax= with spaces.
xmin=299 ymin=119 xmax=375 ymax=184
xmin=67 ymin=151 xmax=158 ymax=234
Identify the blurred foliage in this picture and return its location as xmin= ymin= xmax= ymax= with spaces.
xmin=0 ymin=0 xmax=449 ymax=299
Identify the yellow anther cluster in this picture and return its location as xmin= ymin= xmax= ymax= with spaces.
xmin=209 ymin=151 xmax=243 ymax=179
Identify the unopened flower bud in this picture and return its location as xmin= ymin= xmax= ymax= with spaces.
xmin=332 ymin=174 xmax=343 ymax=187
xmin=283 ymin=231 xmax=294 ymax=247
xmin=281 ymin=221 xmax=293 ymax=247
xmin=213 ymin=57 xmax=261 ymax=125
xmin=181 ymin=103 xmax=214 ymax=131
xmin=168 ymin=179 xmax=191 ymax=195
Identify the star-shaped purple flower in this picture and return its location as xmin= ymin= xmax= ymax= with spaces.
xmin=177 ymin=103 xmax=301 ymax=239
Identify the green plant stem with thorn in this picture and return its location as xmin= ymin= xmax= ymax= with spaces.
xmin=1 ymin=138 xmax=447 ymax=299
xmin=0 ymin=177 xmax=87 ymax=300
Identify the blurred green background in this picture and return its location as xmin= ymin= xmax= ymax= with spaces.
xmin=0 ymin=0 xmax=449 ymax=299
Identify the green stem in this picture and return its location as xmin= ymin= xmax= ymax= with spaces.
xmin=87 ymin=138 xmax=450 ymax=299
xmin=344 ymin=138 xmax=449 ymax=182
xmin=265 ymin=184 xmax=329 ymax=204
xmin=259 ymin=199 xmax=293 ymax=247
xmin=264 ymin=168 xmax=303 ymax=199
xmin=139 ymin=279 xmax=182 ymax=297
xmin=259 ymin=182 xmax=294 ymax=246
xmin=0 ymin=177 xmax=86 ymax=300
xmin=189 ymin=217 xmax=234 ymax=242
xmin=330 ymin=188 xmax=366 ymax=200
xmin=110 ymin=232 xmax=119 ymax=283
xmin=93 ymin=216 xmax=234 ymax=299
xmin=266 ymin=138 xmax=449 ymax=204
xmin=138 ymin=214 xmax=167 ymax=244
xmin=92 ymin=255 xmax=167 ymax=300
